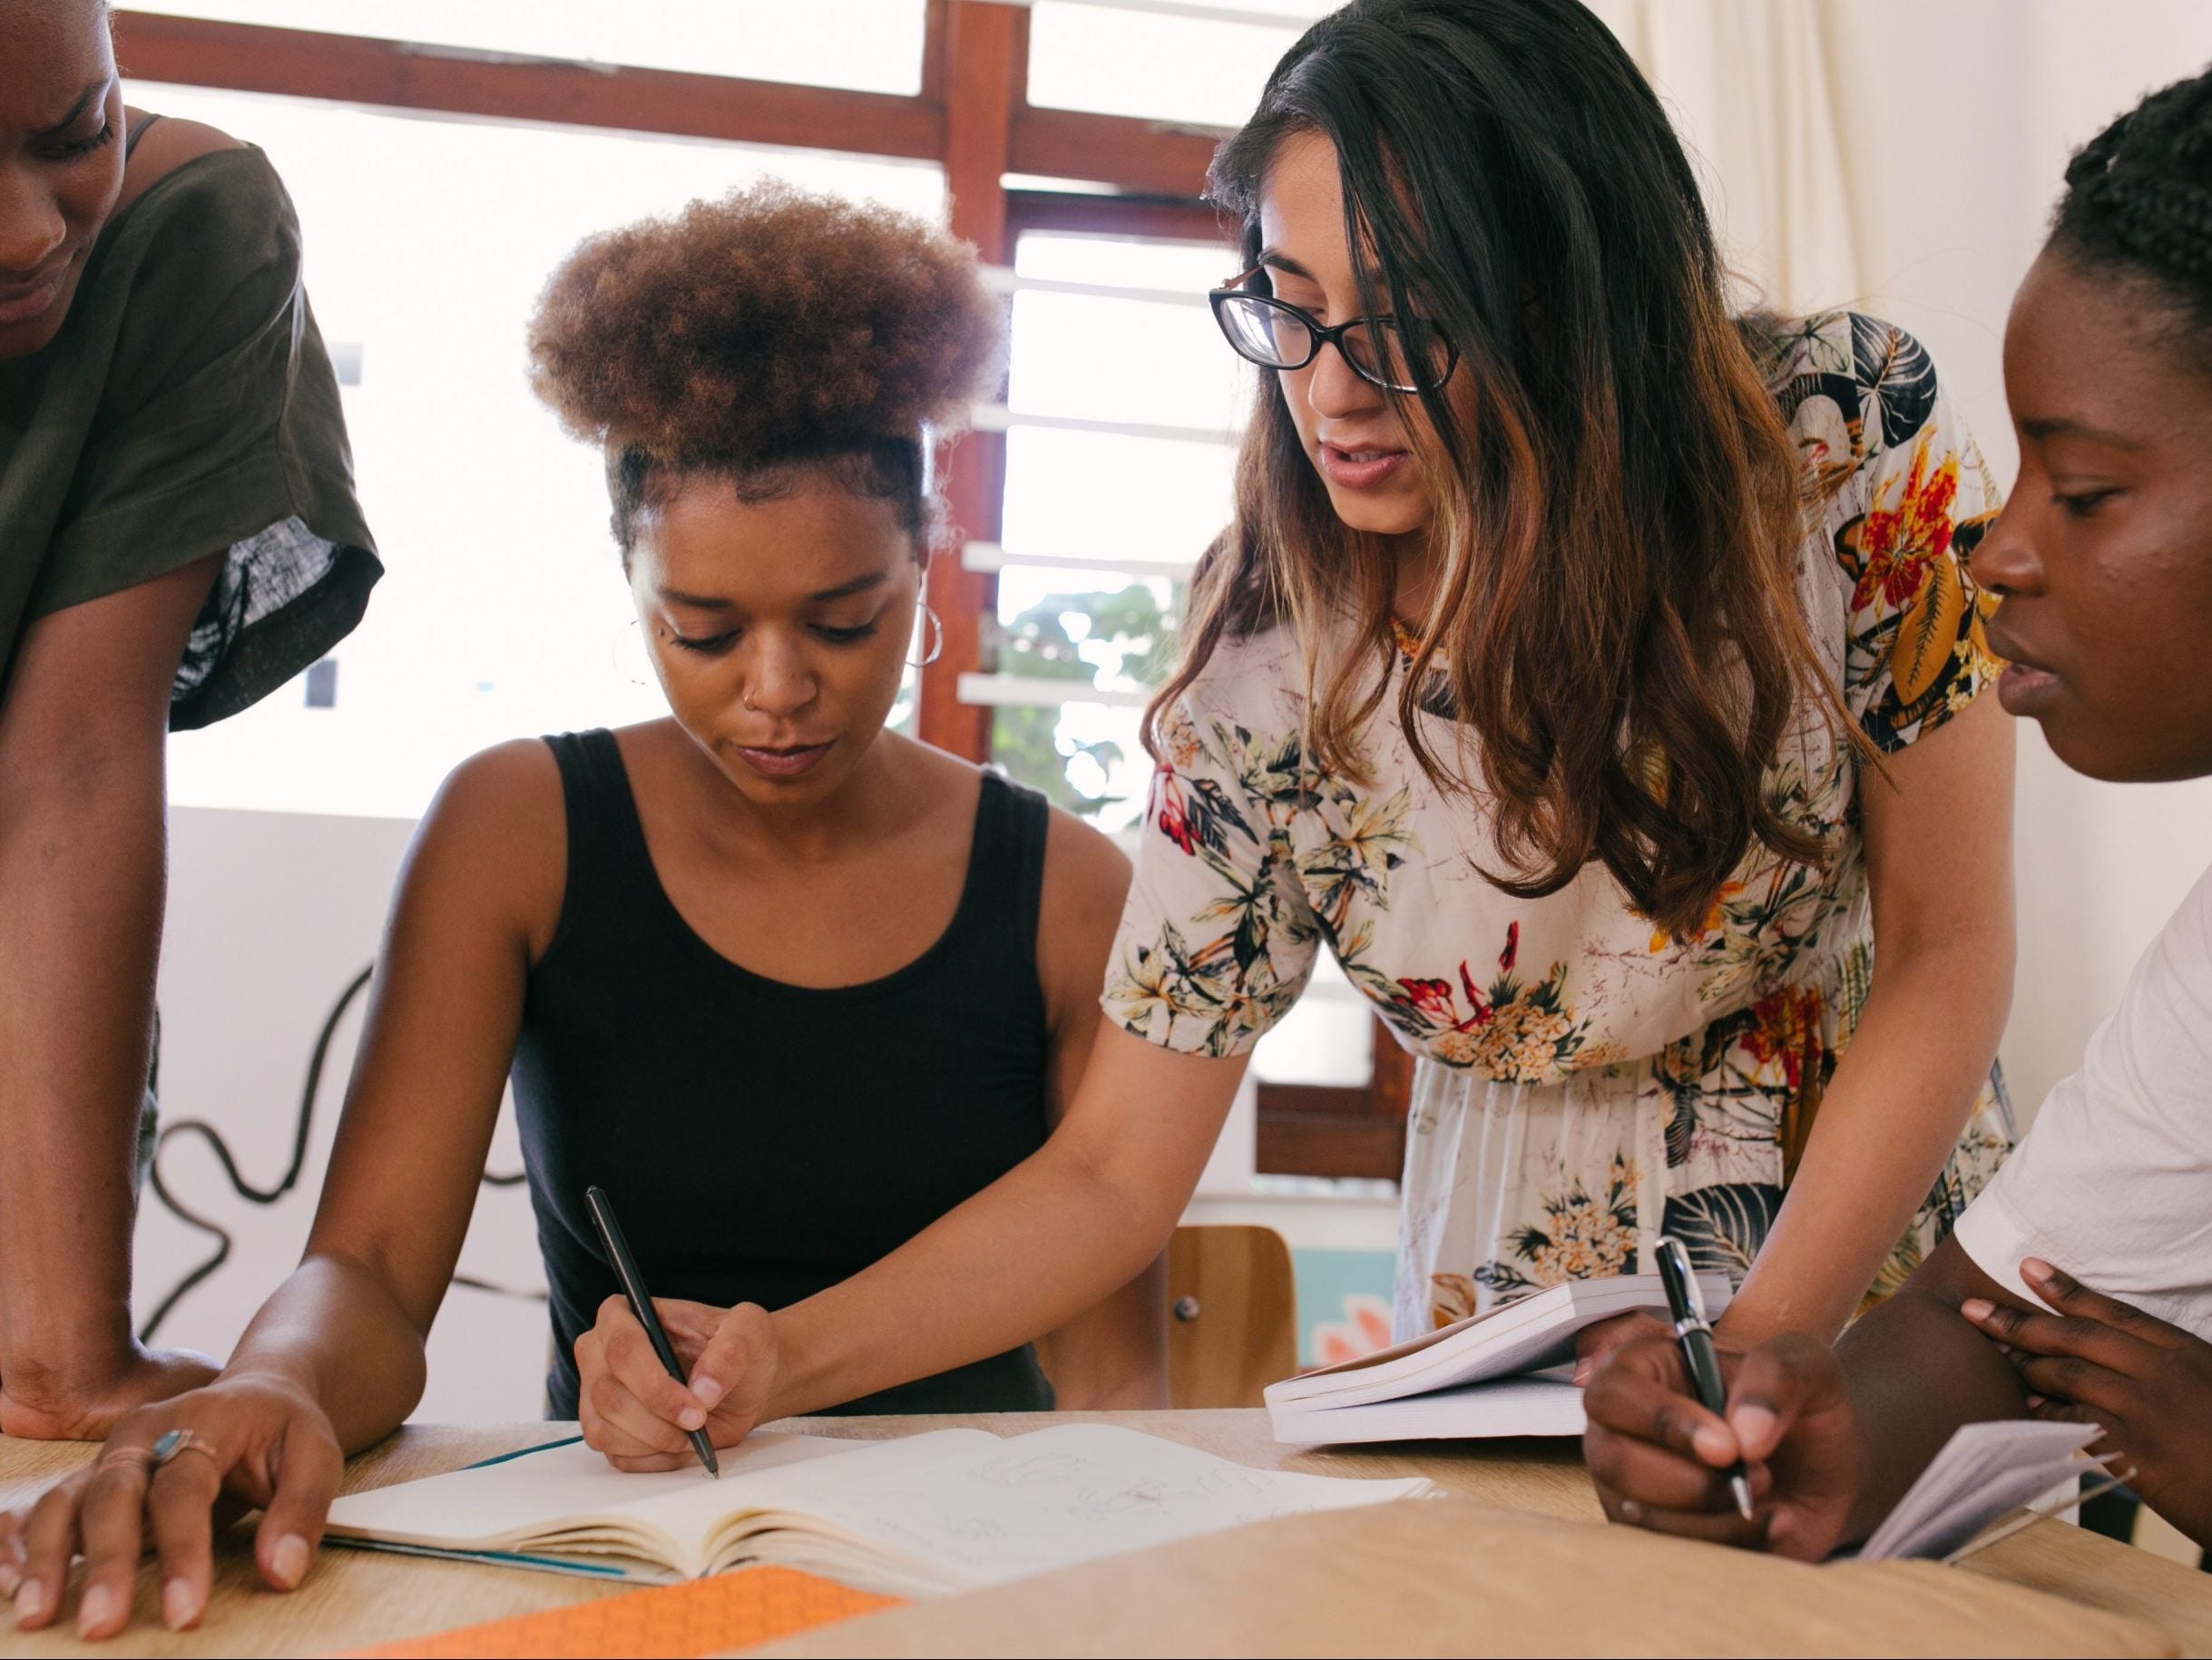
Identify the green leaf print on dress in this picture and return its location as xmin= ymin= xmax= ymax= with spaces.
xmin=1660 ymin=1183 xmax=1786 ymax=1282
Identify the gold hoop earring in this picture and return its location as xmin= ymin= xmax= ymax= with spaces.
xmin=909 ymin=605 xmax=945 ymax=669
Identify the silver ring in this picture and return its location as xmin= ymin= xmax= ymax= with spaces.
xmin=151 ymin=1429 xmax=218 ymax=1470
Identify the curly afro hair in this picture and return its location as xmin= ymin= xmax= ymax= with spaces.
xmin=2051 ymin=65 xmax=2212 ymax=365
xmin=528 ymin=181 xmax=1003 ymax=552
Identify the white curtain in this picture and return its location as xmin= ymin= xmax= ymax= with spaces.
xmin=1587 ymin=0 xmax=1863 ymax=317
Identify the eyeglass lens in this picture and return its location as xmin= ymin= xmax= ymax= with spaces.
xmin=1214 ymin=295 xmax=1449 ymax=392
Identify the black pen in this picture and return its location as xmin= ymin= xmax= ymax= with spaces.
xmin=584 ymin=1184 xmax=719 ymax=1479
xmin=1654 ymin=1234 xmax=1753 ymax=1522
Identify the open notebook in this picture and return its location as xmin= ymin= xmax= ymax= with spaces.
xmin=324 ymin=1424 xmax=1434 ymax=1598
xmin=1860 ymin=1419 xmax=2109 ymax=1561
xmin=1266 ymin=1272 xmax=1731 ymax=1444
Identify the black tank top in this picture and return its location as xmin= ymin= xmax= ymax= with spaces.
xmin=513 ymin=729 xmax=1055 ymax=1418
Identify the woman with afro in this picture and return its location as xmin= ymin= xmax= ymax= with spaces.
xmin=5 ymin=185 xmax=1165 ymax=1640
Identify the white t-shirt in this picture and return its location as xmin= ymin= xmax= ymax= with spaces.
xmin=1954 ymin=862 xmax=2212 ymax=1341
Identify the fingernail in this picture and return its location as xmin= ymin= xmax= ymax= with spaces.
xmin=162 ymin=1577 xmax=196 ymax=1630
xmin=75 ymin=1583 xmax=113 ymax=1636
xmin=1691 ymin=1424 xmax=1734 ymax=1462
xmin=676 ymin=1406 xmax=706 ymax=1431
xmin=14 ymin=1579 xmax=44 ymax=1625
xmin=1960 ymin=1298 xmax=1994 ymax=1322
xmin=1769 ymin=1509 xmax=1796 ymax=1542
xmin=692 ymin=1376 xmax=726 ymax=1410
xmin=270 ymin=1533 xmax=310 ymax=1589
xmin=0 ymin=1559 xmax=17 ymax=1598
xmin=2021 ymin=1257 xmax=2054 ymax=1283
xmin=1732 ymin=1405 xmax=1778 ymax=1450
xmin=1571 ymin=1359 xmax=1594 ymax=1386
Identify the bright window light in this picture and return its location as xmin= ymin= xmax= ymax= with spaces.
xmin=124 ymin=1 xmax=930 ymax=95
xmin=139 ymin=80 xmax=943 ymax=818
xmin=1026 ymin=0 xmax=1335 ymax=129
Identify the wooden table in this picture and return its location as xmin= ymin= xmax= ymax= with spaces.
xmin=2 ymin=1411 xmax=2207 ymax=1656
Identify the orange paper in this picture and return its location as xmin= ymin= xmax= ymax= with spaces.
xmin=339 ymin=1567 xmax=903 ymax=1658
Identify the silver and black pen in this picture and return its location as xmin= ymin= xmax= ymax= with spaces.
xmin=1654 ymin=1233 xmax=1753 ymax=1522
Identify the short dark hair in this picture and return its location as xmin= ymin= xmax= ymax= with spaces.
xmin=2051 ymin=65 xmax=2212 ymax=366
xmin=528 ymin=181 xmax=1003 ymax=556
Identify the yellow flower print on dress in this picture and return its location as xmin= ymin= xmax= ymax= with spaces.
xmin=1349 ymin=922 xmax=1594 ymax=1085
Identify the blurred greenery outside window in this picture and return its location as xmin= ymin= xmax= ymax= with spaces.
xmin=992 ymin=581 xmax=1183 ymax=821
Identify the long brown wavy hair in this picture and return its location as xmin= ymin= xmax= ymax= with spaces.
xmin=1149 ymin=0 xmax=1839 ymax=939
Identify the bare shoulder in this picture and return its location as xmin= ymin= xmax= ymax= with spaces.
xmin=1033 ymin=803 xmax=1132 ymax=1060
xmin=1042 ymin=804 xmax=1132 ymax=923
xmin=1039 ymin=804 xmax=1132 ymax=987
xmin=406 ymin=738 xmax=568 ymax=958
xmin=116 ymin=112 xmax=244 ymax=210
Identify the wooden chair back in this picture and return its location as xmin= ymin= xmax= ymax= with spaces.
xmin=1166 ymin=1224 xmax=1297 ymax=1409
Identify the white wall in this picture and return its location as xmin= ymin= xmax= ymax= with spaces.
xmin=140 ymin=807 xmax=550 ymax=1421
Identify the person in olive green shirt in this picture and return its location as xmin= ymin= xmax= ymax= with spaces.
xmin=0 ymin=0 xmax=378 ymax=1439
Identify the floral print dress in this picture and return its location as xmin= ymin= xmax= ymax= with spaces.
xmin=1104 ymin=313 xmax=2016 ymax=1339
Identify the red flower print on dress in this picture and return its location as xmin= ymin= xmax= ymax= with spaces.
xmin=1150 ymin=765 xmax=1258 ymax=863
xmin=1398 ymin=976 xmax=1459 ymax=1025
xmin=1738 ymin=985 xmax=1823 ymax=1092
xmin=1844 ymin=436 xmax=1959 ymax=614
xmin=1154 ymin=767 xmax=1197 ymax=854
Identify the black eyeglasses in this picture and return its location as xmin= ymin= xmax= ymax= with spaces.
xmin=1208 ymin=269 xmax=1459 ymax=395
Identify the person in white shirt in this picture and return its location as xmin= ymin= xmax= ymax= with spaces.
xmin=1580 ymin=63 xmax=2212 ymax=1558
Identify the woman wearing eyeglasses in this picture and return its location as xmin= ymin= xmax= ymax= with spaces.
xmin=1140 ymin=0 xmax=2013 ymax=1351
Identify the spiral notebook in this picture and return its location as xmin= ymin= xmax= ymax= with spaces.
xmin=324 ymin=1423 xmax=1434 ymax=1598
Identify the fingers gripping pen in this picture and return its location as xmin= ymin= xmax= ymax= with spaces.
xmin=1655 ymin=1235 xmax=1754 ymax=1523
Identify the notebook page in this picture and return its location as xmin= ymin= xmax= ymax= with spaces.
xmin=601 ymin=1430 xmax=1003 ymax=1574
xmin=1859 ymin=1421 xmax=2098 ymax=1560
xmin=1865 ymin=1459 xmax=2091 ymax=1562
xmin=786 ymin=1422 xmax=1435 ymax=1590
xmin=326 ymin=1429 xmax=995 ymax=1571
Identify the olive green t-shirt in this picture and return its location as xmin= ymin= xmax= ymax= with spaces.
xmin=0 ymin=143 xmax=378 ymax=729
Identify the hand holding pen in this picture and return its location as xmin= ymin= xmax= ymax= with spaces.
xmin=1653 ymin=1235 xmax=1757 ymax=1521
xmin=577 ymin=1186 xmax=785 ymax=1476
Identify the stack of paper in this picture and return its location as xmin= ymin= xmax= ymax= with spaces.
xmin=1267 ymin=1274 xmax=1730 ymax=1445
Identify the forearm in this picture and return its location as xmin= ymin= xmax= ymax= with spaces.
xmin=0 ymin=761 xmax=166 ymax=1391
xmin=220 ymin=1254 xmax=432 ymax=1452
xmin=1040 ymin=1251 xmax=1171 ymax=1411
xmin=1830 ymin=1276 xmax=2031 ymax=1541
xmin=770 ymin=1142 xmax=1179 ymax=1421
xmin=1722 ymin=952 xmax=2006 ymax=1343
